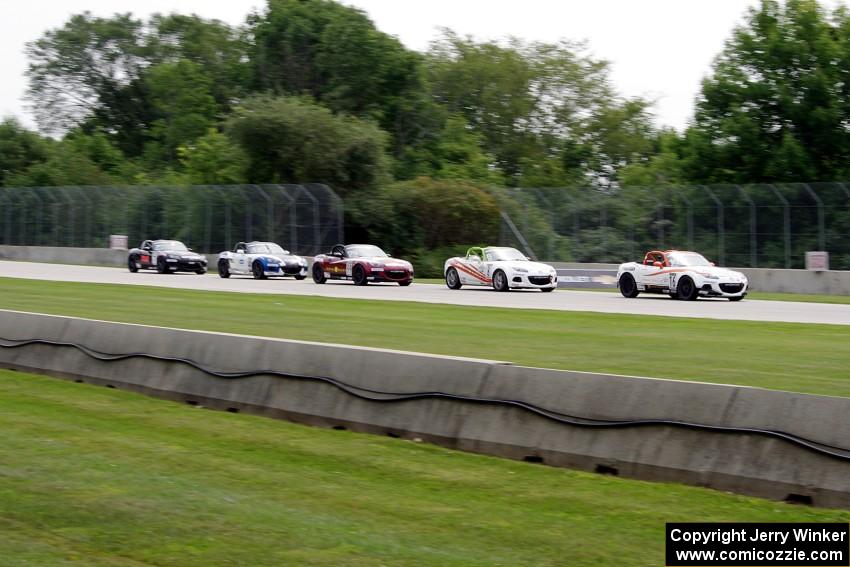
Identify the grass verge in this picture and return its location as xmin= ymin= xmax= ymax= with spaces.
xmin=1 ymin=278 xmax=849 ymax=397
xmin=1 ymin=369 xmax=847 ymax=566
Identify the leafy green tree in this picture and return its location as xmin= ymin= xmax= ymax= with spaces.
xmin=144 ymin=60 xmax=219 ymax=165
xmin=685 ymin=0 xmax=850 ymax=182
xmin=179 ymin=129 xmax=248 ymax=184
xmin=146 ymin=14 xmax=249 ymax=112
xmin=250 ymin=0 xmax=439 ymax=163
xmin=6 ymin=134 xmax=122 ymax=187
xmin=0 ymin=119 xmax=50 ymax=186
xmin=427 ymin=32 xmax=656 ymax=186
xmin=25 ymin=12 xmax=148 ymax=135
xmin=225 ymin=95 xmax=390 ymax=192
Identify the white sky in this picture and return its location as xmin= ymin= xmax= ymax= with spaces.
xmin=0 ymin=0 xmax=816 ymax=132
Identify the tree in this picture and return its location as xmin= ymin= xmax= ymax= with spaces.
xmin=250 ymin=0 xmax=440 ymax=163
xmin=685 ymin=0 xmax=850 ymax=182
xmin=0 ymin=119 xmax=50 ymax=186
xmin=147 ymin=13 xmax=249 ymax=110
xmin=225 ymin=95 xmax=390 ymax=192
xmin=179 ymin=129 xmax=248 ymax=184
xmin=25 ymin=11 xmax=247 ymax=159
xmin=427 ymin=32 xmax=656 ymax=186
xmin=144 ymin=60 xmax=219 ymax=165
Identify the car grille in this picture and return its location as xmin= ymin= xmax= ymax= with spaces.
xmin=720 ymin=283 xmax=744 ymax=293
xmin=282 ymin=265 xmax=301 ymax=275
xmin=385 ymin=270 xmax=408 ymax=279
xmin=529 ymin=276 xmax=552 ymax=285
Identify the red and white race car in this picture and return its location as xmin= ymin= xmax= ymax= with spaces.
xmin=617 ymin=250 xmax=748 ymax=301
xmin=311 ymin=244 xmax=414 ymax=286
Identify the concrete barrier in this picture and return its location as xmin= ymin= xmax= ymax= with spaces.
xmin=0 ymin=245 xmax=127 ymax=266
xmin=0 ymin=245 xmax=223 ymax=269
xmin=551 ymin=262 xmax=850 ymax=295
xmin=0 ymin=309 xmax=848 ymax=508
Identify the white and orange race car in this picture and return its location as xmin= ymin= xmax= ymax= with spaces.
xmin=617 ymin=250 xmax=748 ymax=301
xmin=444 ymin=246 xmax=558 ymax=292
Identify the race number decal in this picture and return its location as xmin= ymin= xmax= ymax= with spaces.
xmin=346 ymin=262 xmax=353 ymax=276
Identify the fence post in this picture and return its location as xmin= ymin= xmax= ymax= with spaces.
xmin=702 ymin=185 xmax=725 ymax=266
xmin=531 ymin=188 xmax=556 ymax=260
xmin=801 ymin=183 xmax=825 ymax=252
xmin=766 ymin=184 xmax=791 ymax=269
xmin=0 ymin=188 xmax=11 ymax=245
xmin=737 ymin=185 xmax=757 ymax=267
xmin=676 ymin=187 xmax=694 ymax=250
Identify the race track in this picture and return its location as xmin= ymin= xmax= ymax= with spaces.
xmin=2 ymin=260 xmax=849 ymax=325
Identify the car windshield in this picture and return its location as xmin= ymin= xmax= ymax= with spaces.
xmin=667 ymin=252 xmax=711 ymax=267
xmin=248 ymin=243 xmax=287 ymax=255
xmin=345 ymin=245 xmax=387 ymax=258
xmin=153 ymin=241 xmax=187 ymax=252
xmin=485 ymin=247 xmax=527 ymax=262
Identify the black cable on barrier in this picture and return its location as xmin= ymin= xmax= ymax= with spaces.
xmin=2 ymin=336 xmax=849 ymax=461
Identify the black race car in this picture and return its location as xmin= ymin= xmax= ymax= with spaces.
xmin=127 ymin=240 xmax=207 ymax=274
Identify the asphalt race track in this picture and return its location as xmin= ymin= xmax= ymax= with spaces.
xmin=1 ymin=260 xmax=849 ymax=325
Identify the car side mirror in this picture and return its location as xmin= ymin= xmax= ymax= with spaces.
xmin=709 ymin=262 xmax=715 ymax=267
xmin=653 ymin=261 xmax=663 ymax=268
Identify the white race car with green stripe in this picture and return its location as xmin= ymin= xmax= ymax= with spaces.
xmin=444 ymin=247 xmax=558 ymax=292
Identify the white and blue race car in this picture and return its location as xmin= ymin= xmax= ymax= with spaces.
xmin=217 ymin=241 xmax=308 ymax=280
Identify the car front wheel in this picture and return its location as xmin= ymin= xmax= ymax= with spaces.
xmin=252 ymin=261 xmax=266 ymax=280
xmin=218 ymin=260 xmax=230 ymax=278
xmin=156 ymin=258 xmax=170 ymax=274
xmin=312 ymin=264 xmax=326 ymax=284
xmin=618 ymin=273 xmax=639 ymax=298
xmin=352 ymin=264 xmax=368 ymax=286
xmin=492 ymin=270 xmax=509 ymax=292
xmin=446 ymin=267 xmax=462 ymax=290
xmin=677 ymin=276 xmax=699 ymax=301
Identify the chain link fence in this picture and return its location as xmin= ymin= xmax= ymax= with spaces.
xmin=0 ymin=184 xmax=344 ymax=256
xmin=498 ymin=183 xmax=850 ymax=269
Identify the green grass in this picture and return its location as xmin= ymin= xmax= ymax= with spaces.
xmin=2 ymin=278 xmax=850 ymax=397
xmin=419 ymin=278 xmax=850 ymax=304
xmin=1 ymin=369 xmax=847 ymax=567
xmin=556 ymin=286 xmax=850 ymax=304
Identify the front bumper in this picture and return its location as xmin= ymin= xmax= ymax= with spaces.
xmin=263 ymin=263 xmax=308 ymax=277
xmin=166 ymin=258 xmax=207 ymax=272
xmin=370 ymin=268 xmax=413 ymax=283
xmin=509 ymin=273 xmax=558 ymax=289
xmin=698 ymin=281 xmax=748 ymax=298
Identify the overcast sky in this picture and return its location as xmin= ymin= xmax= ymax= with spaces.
xmin=0 ymin=0 xmax=807 ymax=132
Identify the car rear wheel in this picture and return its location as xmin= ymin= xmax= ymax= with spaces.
xmin=252 ymin=261 xmax=266 ymax=280
xmin=677 ymin=276 xmax=699 ymax=301
xmin=218 ymin=260 xmax=230 ymax=278
xmin=352 ymin=264 xmax=368 ymax=286
xmin=312 ymin=264 xmax=326 ymax=284
xmin=446 ymin=267 xmax=462 ymax=290
xmin=128 ymin=255 xmax=138 ymax=273
xmin=492 ymin=270 xmax=509 ymax=292
xmin=618 ymin=273 xmax=639 ymax=298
